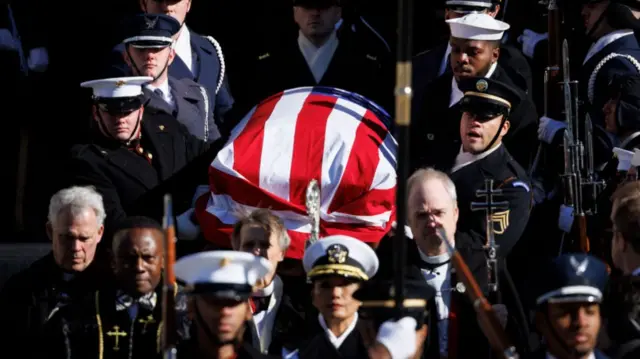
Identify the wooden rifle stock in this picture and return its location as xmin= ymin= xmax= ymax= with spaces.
xmin=439 ymin=230 xmax=519 ymax=359
xmin=577 ymin=215 xmax=590 ymax=253
xmin=162 ymin=194 xmax=178 ymax=359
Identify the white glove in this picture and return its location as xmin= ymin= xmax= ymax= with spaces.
xmin=176 ymin=208 xmax=201 ymax=240
xmin=27 ymin=47 xmax=49 ymax=72
xmin=517 ymin=29 xmax=548 ymax=59
xmin=192 ymin=184 xmax=210 ymax=207
xmin=391 ymin=221 xmax=413 ymax=239
xmin=538 ymin=116 xmax=566 ymax=144
xmin=376 ymin=317 xmax=417 ymax=359
xmin=558 ymin=204 xmax=575 ymax=233
xmin=0 ymin=28 xmax=17 ymax=51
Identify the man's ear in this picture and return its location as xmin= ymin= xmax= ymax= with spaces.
xmin=96 ymin=225 xmax=104 ymax=244
xmin=139 ymin=0 xmax=147 ymax=12
xmin=245 ymin=302 xmax=253 ymax=321
xmin=123 ymin=49 xmax=134 ymax=71
xmin=168 ymin=48 xmax=176 ymax=66
xmin=501 ymin=119 xmax=511 ymax=137
xmin=489 ymin=5 xmax=501 ymax=18
xmin=46 ymin=221 xmax=54 ymax=242
xmin=492 ymin=46 xmax=500 ymax=64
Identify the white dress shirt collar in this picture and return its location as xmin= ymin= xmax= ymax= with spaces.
xmin=450 ymin=61 xmax=498 ymax=107
xmin=318 ymin=312 xmax=358 ymax=349
xmin=584 ymin=29 xmax=634 ymax=64
xmin=546 ymin=351 xmax=595 ymax=359
xmin=174 ymin=25 xmax=194 ymax=74
xmin=451 ymin=143 xmax=502 ymax=173
xmin=298 ymin=30 xmax=339 ymax=83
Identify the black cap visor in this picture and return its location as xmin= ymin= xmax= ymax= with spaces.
xmin=96 ymin=96 xmax=144 ymax=115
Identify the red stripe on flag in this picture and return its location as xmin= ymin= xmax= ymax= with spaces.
xmin=329 ymin=188 xmax=396 ymax=217
xmin=328 ymin=110 xmax=388 ymax=213
xmin=208 ymin=167 xmax=306 ymax=213
xmin=232 ymin=92 xmax=283 ymax=185
xmin=288 ymin=93 xmax=336 ymax=207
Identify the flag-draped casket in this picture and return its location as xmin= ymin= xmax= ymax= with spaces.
xmin=195 ymin=87 xmax=398 ymax=259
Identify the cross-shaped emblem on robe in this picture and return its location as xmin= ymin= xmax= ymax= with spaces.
xmin=138 ymin=315 xmax=156 ymax=334
xmin=107 ymin=325 xmax=127 ymax=351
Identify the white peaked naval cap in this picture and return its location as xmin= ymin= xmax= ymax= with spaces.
xmin=174 ymin=251 xmax=272 ymax=299
xmin=614 ymin=147 xmax=635 ymax=171
xmin=446 ymin=13 xmax=510 ymax=41
xmin=303 ymin=235 xmax=379 ymax=281
xmin=80 ymin=76 xmax=154 ymax=98
xmin=632 ymin=149 xmax=640 ymax=167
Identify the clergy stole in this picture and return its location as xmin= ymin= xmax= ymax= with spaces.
xmin=427 ymin=269 xmax=460 ymax=359
xmin=93 ymin=290 xmax=164 ymax=359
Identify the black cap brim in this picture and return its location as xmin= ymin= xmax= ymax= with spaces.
xmin=95 ymin=96 xmax=144 ymax=115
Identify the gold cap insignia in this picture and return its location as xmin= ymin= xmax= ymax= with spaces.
xmin=327 ymin=244 xmax=348 ymax=264
xmin=476 ymin=79 xmax=489 ymax=92
xmin=219 ymin=257 xmax=231 ymax=267
xmin=115 ymin=80 xmax=126 ymax=87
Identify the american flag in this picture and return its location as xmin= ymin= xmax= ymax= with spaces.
xmin=195 ymin=87 xmax=398 ymax=259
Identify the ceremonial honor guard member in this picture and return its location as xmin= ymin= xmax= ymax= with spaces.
xmin=248 ymin=0 xmax=393 ymax=112
xmin=413 ymin=0 xmax=532 ymax=94
xmin=45 ymin=216 xmax=189 ymax=359
xmin=139 ymin=0 xmax=234 ymax=130
xmin=293 ymin=235 xmax=379 ymax=359
xmin=411 ymin=13 xmax=538 ymax=171
xmin=450 ymin=77 xmax=532 ymax=258
xmin=528 ymin=254 xmax=610 ymax=359
xmin=121 ymin=13 xmax=219 ymax=143
xmin=64 ymin=77 xmax=206 ymax=239
xmin=174 ymin=250 xmax=278 ymax=359
xmin=354 ymin=266 xmax=436 ymax=359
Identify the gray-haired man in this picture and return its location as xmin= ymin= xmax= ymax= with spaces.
xmin=0 ymin=186 xmax=108 ymax=356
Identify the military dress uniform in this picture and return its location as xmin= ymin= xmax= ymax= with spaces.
xmin=247 ymin=0 xmax=393 ymax=113
xmin=292 ymin=235 xmax=380 ymax=359
xmin=526 ymin=254 xmax=611 ymax=359
xmin=111 ymin=18 xmax=233 ymax=139
xmin=174 ymin=251 xmax=279 ymax=359
xmin=63 ymin=77 xmax=207 ymax=238
xmin=413 ymin=0 xmax=533 ymax=95
xmin=116 ymin=14 xmax=220 ymax=143
xmin=410 ymin=13 xmax=538 ymax=172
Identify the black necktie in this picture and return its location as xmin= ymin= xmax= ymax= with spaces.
xmin=154 ymin=88 xmax=164 ymax=98
xmin=417 ymin=258 xmax=451 ymax=274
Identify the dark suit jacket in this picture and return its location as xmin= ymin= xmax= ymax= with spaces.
xmin=375 ymin=235 xmax=491 ymax=359
xmin=144 ymin=76 xmax=219 ymax=143
xmin=0 ymin=253 xmax=107 ymax=359
xmin=410 ymin=65 xmax=539 ymax=172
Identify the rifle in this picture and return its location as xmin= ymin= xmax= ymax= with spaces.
xmin=162 ymin=194 xmax=178 ymax=359
xmin=470 ymin=179 xmax=509 ymax=299
xmin=305 ymin=179 xmax=321 ymax=249
xmin=439 ymin=228 xmax=519 ymax=359
xmin=393 ymin=0 xmax=413 ymax=319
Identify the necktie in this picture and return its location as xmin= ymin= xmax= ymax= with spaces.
xmin=154 ymin=88 xmax=164 ymax=98
xmin=251 ymin=296 xmax=271 ymax=314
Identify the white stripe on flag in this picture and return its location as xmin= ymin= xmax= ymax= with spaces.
xmin=205 ymin=194 xmax=312 ymax=232
xmin=320 ymin=97 xmax=365 ymax=212
xmin=258 ymin=91 xmax=309 ymax=201
xmin=370 ymin=133 xmax=398 ymax=190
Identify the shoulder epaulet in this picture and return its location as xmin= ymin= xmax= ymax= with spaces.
xmin=202 ymin=35 xmax=225 ymax=95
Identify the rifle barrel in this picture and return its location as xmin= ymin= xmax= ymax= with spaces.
xmin=163 ymin=195 xmax=177 ymax=358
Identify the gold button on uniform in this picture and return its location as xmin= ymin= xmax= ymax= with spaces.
xmin=137 ymin=147 xmax=144 ymax=154
xmin=159 ymin=125 xmax=165 ymax=131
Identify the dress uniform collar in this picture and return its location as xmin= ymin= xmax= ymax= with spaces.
xmin=583 ymin=29 xmax=634 ymax=64
xmin=318 ymin=311 xmax=359 ymax=349
xmin=451 ymin=142 xmax=502 ymax=173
